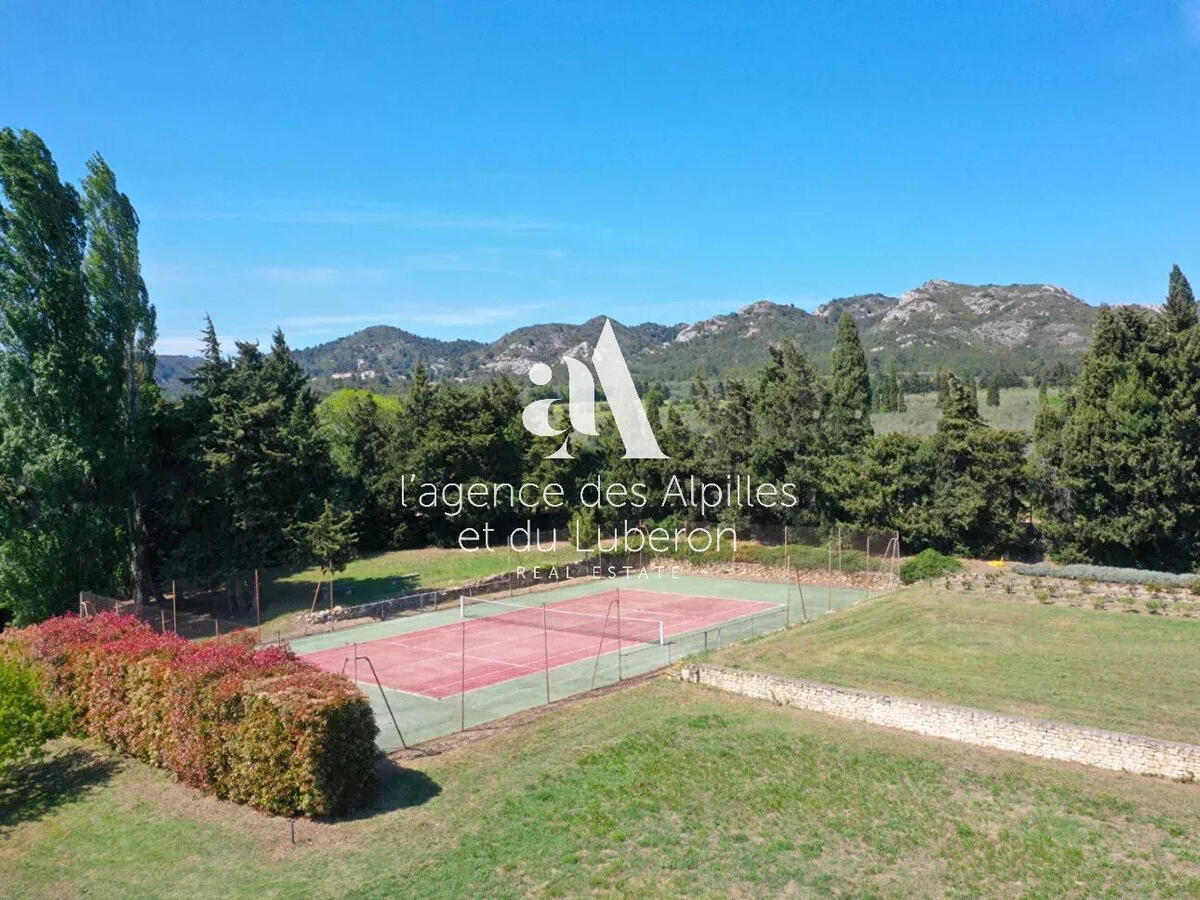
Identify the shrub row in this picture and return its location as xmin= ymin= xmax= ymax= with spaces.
xmin=1012 ymin=562 xmax=1199 ymax=588
xmin=0 ymin=613 xmax=377 ymax=816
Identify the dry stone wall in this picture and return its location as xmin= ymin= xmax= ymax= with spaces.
xmin=679 ymin=664 xmax=1200 ymax=780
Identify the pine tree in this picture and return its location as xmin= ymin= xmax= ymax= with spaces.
xmin=295 ymin=500 xmax=358 ymax=574
xmin=292 ymin=500 xmax=358 ymax=612
xmin=1165 ymin=264 xmax=1197 ymax=333
xmin=170 ymin=324 xmax=332 ymax=607
xmin=825 ymin=314 xmax=872 ymax=448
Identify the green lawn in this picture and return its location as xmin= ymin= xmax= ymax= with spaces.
xmin=712 ymin=586 xmax=1200 ymax=742
xmin=659 ymin=538 xmax=873 ymax=573
xmin=4 ymin=680 xmax=1200 ymax=897
xmin=873 ymin=386 xmax=1062 ymax=435
xmin=249 ymin=544 xmax=590 ymax=634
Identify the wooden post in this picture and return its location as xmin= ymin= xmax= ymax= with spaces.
xmin=310 ymin=571 xmax=324 ymax=613
xmin=171 ymin=581 xmax=177 ymax=633
xmin=254 ymin=568 xmax=262 ymax=635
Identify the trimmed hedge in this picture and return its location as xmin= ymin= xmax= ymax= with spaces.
xmin=900 ymin=549 xmax=964 ymax=584
xmin=0 ymin=613 xmax=377 ymax=816
xmin=1012 ymin=563 xmax=1198 ymax=588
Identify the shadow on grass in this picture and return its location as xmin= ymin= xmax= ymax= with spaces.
xmin=0 ymin=745 xmax=117 ymax=831
xmin=337 ymin=756 xmax=441 ymax=822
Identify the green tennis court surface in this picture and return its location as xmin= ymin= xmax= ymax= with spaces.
xmin=289 ymin=572 xmax=871 ymax=749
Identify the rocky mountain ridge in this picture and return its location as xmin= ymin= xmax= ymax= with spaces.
xmin=157 ymin=280 xmax=1104 ymax=394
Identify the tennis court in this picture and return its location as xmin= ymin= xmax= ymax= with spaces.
xmin=290 ymin=572 xmax=872 ymax=748
xmin=301 ymin=588 xmax=777 ymax=698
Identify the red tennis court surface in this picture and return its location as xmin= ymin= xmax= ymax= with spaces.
xmin=301 ymin=588 xmax=776 ymax=698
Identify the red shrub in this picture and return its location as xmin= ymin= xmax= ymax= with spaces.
xmin=2 ymin=613 xmax=376 ymax=816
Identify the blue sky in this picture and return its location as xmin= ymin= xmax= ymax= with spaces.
xmin=3 ymin=1 xmax=1199 ymax=354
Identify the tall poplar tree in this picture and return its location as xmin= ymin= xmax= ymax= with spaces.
xmin=82 ymin=154 xmax=158 ymax=603
xmin=0 ymin=129 xmax=122 ymax=622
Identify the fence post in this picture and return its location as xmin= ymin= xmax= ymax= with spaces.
xmin=460 ymin=621 xmax=466 ymax=731
xmin=171 ymin=581 xmax=177 ymax=633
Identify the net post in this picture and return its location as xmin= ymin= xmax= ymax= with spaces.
xmin=616 ymin=589 xmax=623 ymax=681
xmin=658 ymin=620 xmax=664 ymax=646
xmin=360 ymin=655 xmax=407 ymax=749
xmin=785 ymin=563 xmax=792 ymax=627
xmin=542 ymin=603 xmax=551 ymax=705
xmin=353 ymin=642 xmax=358 ymax=684
xmin=459 ymin=594 xmax=465 ymax=618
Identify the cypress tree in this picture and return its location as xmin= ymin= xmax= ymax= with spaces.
xmin=1033 ymin=302 xmax=1189 ymax=567
xmin=1165 ymin=264 xmax=1197 ymax=332
xmin=937 ymin=372 xmax=982 ymax=435
xmin=825 ymin=313 xmax=872 ymax=448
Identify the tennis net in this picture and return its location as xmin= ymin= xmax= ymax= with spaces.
xmin=460 ymin=595 xmax=665 ymax=646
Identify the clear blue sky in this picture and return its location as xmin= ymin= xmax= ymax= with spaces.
xmin=3 ymin=1 xmax=1199 ymax=354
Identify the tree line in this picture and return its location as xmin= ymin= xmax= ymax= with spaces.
xmin=3 ymin=128 xmax=1198 ymax=624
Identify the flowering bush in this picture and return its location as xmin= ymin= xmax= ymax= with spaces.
xmin=1 ymin=614 xmax=376 ymax=816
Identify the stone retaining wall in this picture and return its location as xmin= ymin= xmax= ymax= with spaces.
xmin=679 ymin=664 xmax=1200 ymax=780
